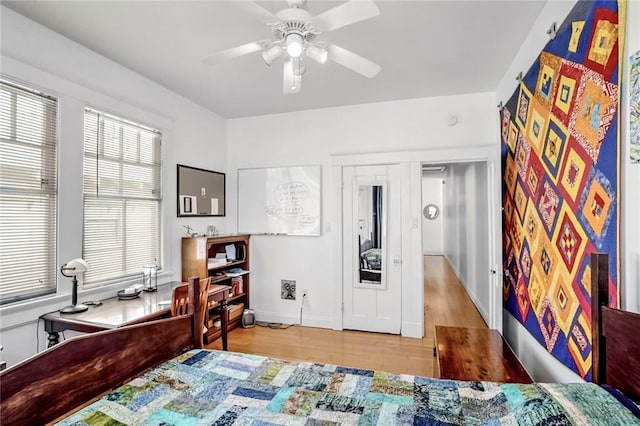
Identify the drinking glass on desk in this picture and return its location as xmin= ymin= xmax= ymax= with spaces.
xmin=143 ymin=264 xmax=159 ymax=292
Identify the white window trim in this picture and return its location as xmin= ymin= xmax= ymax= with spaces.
xmin=0 ymin=77 xmax=58 ymax=305
xmin=82 ymin=107 xmax=163 ymax=288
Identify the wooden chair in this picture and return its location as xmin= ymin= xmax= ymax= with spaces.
xmin=171 ymin=276 xmax=211 ymax=348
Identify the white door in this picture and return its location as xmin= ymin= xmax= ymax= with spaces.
xmin=342 ymin=165 xmax=402 ymax=333
xmin=486 ymin=160 xmax=503 ymax=331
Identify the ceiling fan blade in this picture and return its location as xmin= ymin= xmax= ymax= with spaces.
xmin=327 ymin=44 xmax=380 ymax=78
xmin=237 ymin=2 xmax=280 ymax=25
xmin=201 ymin=41 xmax=265 ymax=66
xmin=313 ymin=0 xmax=380 ymax=32
xmin=283 ymin=60 xmax=301 ymax=94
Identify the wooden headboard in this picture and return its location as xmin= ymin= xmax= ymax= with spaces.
xmin=591 ymin=252 xmax=640 ymax=403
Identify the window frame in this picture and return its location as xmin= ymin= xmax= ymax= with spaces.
xmin=0 ymin=77 xmax=59 ymax=305
xmin=81 ymin=107 xmax=163 ymax=288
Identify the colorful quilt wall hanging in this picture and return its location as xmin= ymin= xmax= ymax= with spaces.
xmin=500 ymin=0 xmax=624 ymax=380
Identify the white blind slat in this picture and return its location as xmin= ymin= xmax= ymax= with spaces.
xmin=0 ymin=78 xmax=57 ymax=304
xmin=83 ymin=108 xmax=162 ymax=286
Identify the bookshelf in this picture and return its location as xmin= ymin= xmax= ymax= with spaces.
xmin=181 ymin=234 xmax=250 ymax=342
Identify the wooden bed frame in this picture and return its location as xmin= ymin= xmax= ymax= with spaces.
xmin=0 ymin=276 xmax=206 ymax=424
xmin=1 ymin=255 xmax=639 ymax=424
xmin=591 ymin=253 xmax=640 ymax=402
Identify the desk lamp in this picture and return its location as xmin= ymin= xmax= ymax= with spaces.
xmin=60 ymin=258 xmax=89 ymax=314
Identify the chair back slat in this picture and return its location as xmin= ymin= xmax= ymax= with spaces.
xmin=171 ymin=277 xmax=211 ymax=348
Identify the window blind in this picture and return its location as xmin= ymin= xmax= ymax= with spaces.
xmin=83 ymin=108 xmax=162 ymax=286
xmin=0 ymin=78 xmax=58 ymax=305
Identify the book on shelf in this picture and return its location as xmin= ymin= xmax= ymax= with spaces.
xmin=208 ymin=254 xmax=227 ymax=268
xmin=225 ymin=244 xmax=236 ymax=261
xmin=231 ymin=277 xmax=244 ymax=295
xmin=236 ymin=244 xmax=246 ymax=261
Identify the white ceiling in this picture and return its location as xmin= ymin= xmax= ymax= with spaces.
xmin=3 ymin=1 xmax=546 ymax=118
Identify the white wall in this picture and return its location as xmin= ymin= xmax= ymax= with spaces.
xmin=227 ymin=93 xmax=497 ymax=336
xmin=0 ymin=7 xmax=227 ymax=367
xmin=421 ymin=174 xmax=444 ymax=254
xmin=443 ymin=166 xmax=463 ymax=277
xmin=471 ymin=162 xmax=490 ymax=321
xmin=495 ymin=0 xmax=640 ymax=382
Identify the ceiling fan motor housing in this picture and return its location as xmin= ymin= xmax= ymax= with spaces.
xmin=274 ymin=7 xmax=320 ymax=43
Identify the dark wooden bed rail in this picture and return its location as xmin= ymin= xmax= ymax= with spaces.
xmin=0 ymin=276 xmax=204 ymax=425
xmin=591 ymin=252 xmax=640 ymax=403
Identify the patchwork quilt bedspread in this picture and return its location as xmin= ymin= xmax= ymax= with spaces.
xmin=58 ymin=349 xmax=640 ymax=425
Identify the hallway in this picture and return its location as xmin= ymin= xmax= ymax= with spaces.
xmin=423 ymin=255 xmax=487 ymax=343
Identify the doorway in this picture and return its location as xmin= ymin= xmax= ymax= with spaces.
xmin=421 ymin=161 xmax=495 ymax=327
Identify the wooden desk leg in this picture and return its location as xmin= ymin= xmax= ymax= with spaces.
xmin=46 ymin=332 xmax=59 ymax=347
xmin=220 ymin=300 xmax=229 ymax=351
xmin=43 ymin=320 xmax=60 ymax=347
xmin=0 ymin=345 xmax=5 ymax=371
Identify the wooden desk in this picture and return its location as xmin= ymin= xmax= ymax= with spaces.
xmin=40 ymin=282 xmax=232 ymax=350
xmin=434 ymin=326 xmax=533 ymax=383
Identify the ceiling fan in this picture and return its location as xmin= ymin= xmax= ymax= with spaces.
xmin=201 ymin=0 xmax=381 ymax=94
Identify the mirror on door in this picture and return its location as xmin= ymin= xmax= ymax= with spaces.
xmin=357 ymin=184 xmax=385 ymax=287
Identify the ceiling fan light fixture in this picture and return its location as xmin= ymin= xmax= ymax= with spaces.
xmin=291 ymin=57 xmax=306 ymax=76
xmin=306 ymin=44 xmax=328 ymax=64
xmin=286 ymin=34 xmax=304 ymax=57
xmin=262 ymin=45 xmax=284 ymax=66
xmin=292 ymin=75 xmax=301 ymax=91
xmin=284 ymin=59 xmax=302 ymax=94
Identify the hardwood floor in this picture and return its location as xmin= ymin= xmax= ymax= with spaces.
xmin=423 ymin=254 xmax=487 ymax=343
xmin=206 ymin=255 xmax=487 ymax=377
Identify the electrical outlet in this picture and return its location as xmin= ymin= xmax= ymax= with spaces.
xmin=281 ymin=280 xmax=296 ymax=300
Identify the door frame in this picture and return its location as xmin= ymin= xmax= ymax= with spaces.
xmin=330 ymin=145 xmax=502 ymax=335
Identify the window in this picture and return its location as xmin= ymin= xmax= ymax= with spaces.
xmin=83 ymin=108 xmax=162 ymax=285
xmin=0 ymin=78 xmax=58 ymax=304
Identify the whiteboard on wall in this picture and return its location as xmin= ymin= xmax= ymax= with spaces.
xmin=238 ymin=165 xmax=321 ymax=236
